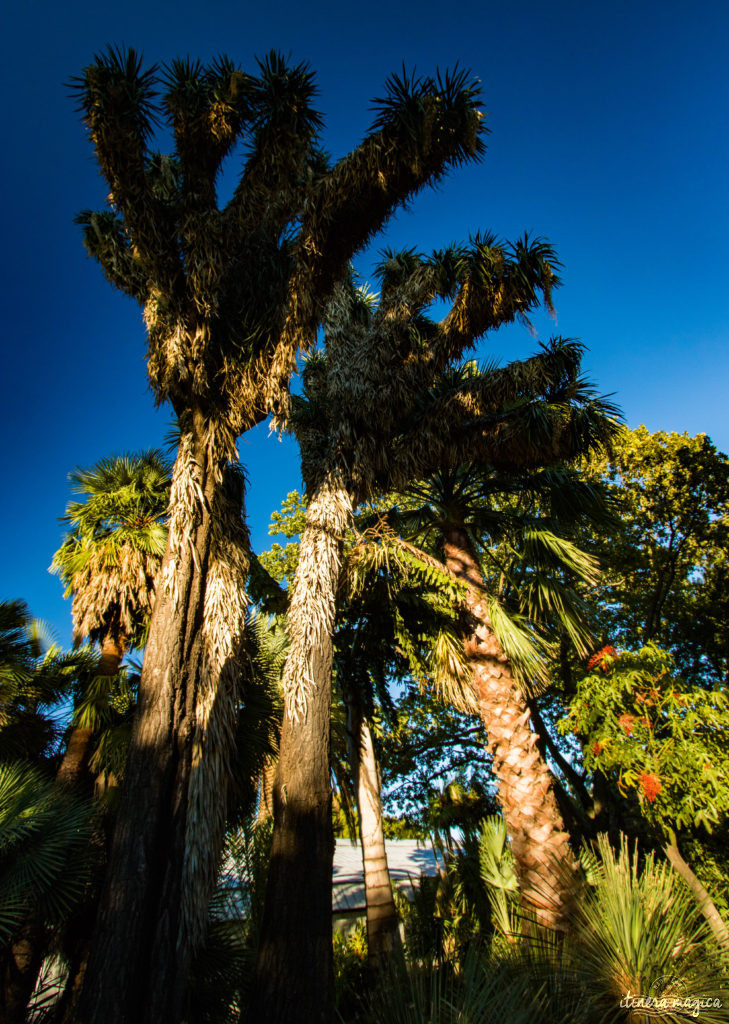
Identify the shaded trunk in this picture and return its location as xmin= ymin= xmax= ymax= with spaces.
xmin=79 ymin=421 xmax=246 ymax=1024
xmin=52 ymin=633 xmax=126 ymax=1024
xmin=0 ymin=916 xmax=47 ymax=1024
xmin=442 ymin=526 xmax=578 ymax=930
xmin=345 ymin=690 xmax=400 ymax=963
xmin=664 ymin=833 xmax=729 ymax=951
xmin=251 ymin=475 xmax=351 ymax=1024
xmin=0 ymin=637 xmax=127 ymax=1024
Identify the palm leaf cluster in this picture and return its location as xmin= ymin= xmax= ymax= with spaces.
xmin=50 ymin=451 xmax=170 ymax=649
xmin=389 ymin=461 xmax=610 ymax=693
xmin=0 ymin=762 xmax=92 ymax=944
xmin=0 ymin=600 xmax=96 ymax=763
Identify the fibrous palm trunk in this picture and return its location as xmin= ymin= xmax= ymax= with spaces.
xmin=79 ymin=419 xmax=248 ymax=1024
xmin=251 ymin=474 xmax=351 ymax=1024
xmin=345 ymin=691 xmax=400 ymax=963
xmin=442 ymin=526 xmax=578 ymax=930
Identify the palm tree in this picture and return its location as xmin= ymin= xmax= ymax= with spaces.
xmin=0 ymin=601 xmax=97 ymax=1024
xmin=391 ymin=460 xmax=611 ymax=929
xmin=252 ymin=239 xmax=608 ymax=1020
xmin=73 ymin=49 xmax=487 ymax=1022
xmin=50 ymin=450 xmax=170 ymax=789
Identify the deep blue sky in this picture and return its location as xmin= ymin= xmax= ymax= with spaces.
xmin=1 ymin=0 xmax=727 ymax=647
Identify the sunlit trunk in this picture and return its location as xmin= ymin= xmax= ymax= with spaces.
xmin=256 ymin=756 xmax=277 ymax=823
xmin=349 ymin=705 xmax=400 ymax=963
xmin=79 ymin=415 xmax=248 ymax=1024
xmin=251 ymin=474 xmax=351 ymax=1024
xmin=442 ymin=526 xmax=578 ymax=931
xmin=664 ymin=833 xmax=729 ymax=950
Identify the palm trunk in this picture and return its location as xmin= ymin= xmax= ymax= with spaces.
xmin=345 ymin=688 xmax=400 ymax=963
xmin=663 ymin=833 xmax=729 ymax=951
xmin=79 ymin=420 xmax=248 ymax=1024
xmin=251 ymin=474 xmax=351 ymax=1024
xmin=57 ymin=634 xmax=125 ymax=791
xmin=442 ymin=526 xmax=578 ymax=931
xmin=51 ymin=633 xmax=126 ymax=1024
xmin=256 ymin=757 xmax=277 ymax=823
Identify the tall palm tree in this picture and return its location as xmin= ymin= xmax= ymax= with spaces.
xmin=50 ymin=450 xmax=170 ymax=789
xmin=252 ymin=240 xmax=609 ymax=1021
xmin=391 ymin=461 xmax=611 ymax=929
xmin=73 ymin=50 xmax=487 ymax=1022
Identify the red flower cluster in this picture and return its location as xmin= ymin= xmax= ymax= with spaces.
xmin=638 ymin=772 xmax=662 ymax=802
xmin=587 ymin=644 xmax=618 ymax=671
xmin=617 ymin=713 xmax=636 ymax=735
xmin=592 ymin=741 xmax=604 ymax=756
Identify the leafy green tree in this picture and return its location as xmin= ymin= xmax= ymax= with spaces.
xmin=583 ymin=427 xmax=729 ymax=685
xmin=562 ymin=644 xmax=729 ymax=949
xmin=0 ymin=601 xmax=92 ymax=765
xmin=73 ymin=48 xmax=487 ymax=1023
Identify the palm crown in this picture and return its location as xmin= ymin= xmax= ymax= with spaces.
xmin=50 ymin=451 xmax=171 ymax=650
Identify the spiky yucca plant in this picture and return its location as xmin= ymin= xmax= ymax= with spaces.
xmin=568 ymin=836 xmax=729 ymax=1024
xmin=73 ymin=49 xmax=487 ymax=1023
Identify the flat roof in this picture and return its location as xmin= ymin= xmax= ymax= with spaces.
xmin=332 ymin=838 xmax=442 ymax=912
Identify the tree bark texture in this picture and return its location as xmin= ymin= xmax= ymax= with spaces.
xmin=79 ymin=422 xmax=247 ymax=1024
xmin=251 ymin=476 xmax=351 ymax=1024
xmin=345 ymin=693 xmax=400 ymax=963
xmin=442 ymin=526 xmax=578 ymax=931
xmin=663 ymin=834 xmax=729 ymax=951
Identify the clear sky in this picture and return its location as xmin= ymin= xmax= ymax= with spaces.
xmin=1 ymin=0 xmax=727 ymax=647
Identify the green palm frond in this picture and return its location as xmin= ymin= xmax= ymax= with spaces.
xmin=0 ymin=762 xmax=93 ymax=943
xmin=478 ymin=814 xmax=519 ymax=937
xmin=50 ymin=450 xmax=170 ymax=647
xmin=487 ymin=596 xmax=550 ymax=689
